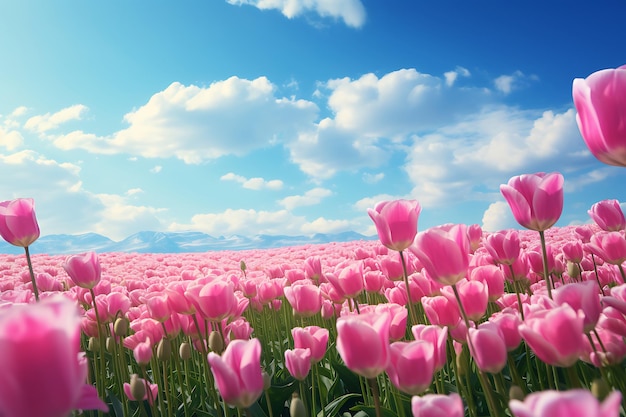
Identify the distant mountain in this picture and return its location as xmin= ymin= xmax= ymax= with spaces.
xmin=0 ymin=231 xmax=376 ymax=255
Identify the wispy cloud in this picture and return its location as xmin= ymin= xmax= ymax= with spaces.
xmin=278 ymin=187 xmax=332 ymax=210
xmin=221 ymin=172 xmax=284 ymax=190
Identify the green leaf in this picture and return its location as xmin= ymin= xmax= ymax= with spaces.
xmin=106 ymin=389 xmax=124 ymax=417
xmin=318 ymin=393 xmax=361 ymax=417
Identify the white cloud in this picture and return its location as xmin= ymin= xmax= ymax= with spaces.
xmin=362 ymin=172 xmax=384 ymax=184
xmin=0 ymin=127 xmax=23 ymax=150
xmin=91 ymin=193 xmax=167 ymax=240
xmin=220 ymin=172 xmax=284 ymax=190
xmin=24 ymin=104 xmax=88 ymax=134
xmin=482 ymin=201 xmax=517 ymax=232
xmin=52 ymin=77 xmax=318 ymax=163
xmin=494 ymin=70 xmax=537 ymax=94
xmin=444 ymin=66 xmax=470 ymax=87
xmin=150 ymin=165 xmax=162 ymax=173
xmin=278 ymin=187 xmax=332 ymax=210
xmin=226 ymin=0 xmax=366 ymax=28
xmin=300 ymin=217 xmax=353 ymax=234
xmin=126 ymin=188 xmax=144 ymax=196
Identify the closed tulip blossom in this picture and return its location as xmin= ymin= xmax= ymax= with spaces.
xmin=123 ymin=374 xmax=159 ymax=405
xmin=585 ymin=231 xmax=626 ymax=266
xmin=187 ymin=280 xmax=237 ymax=322
xmin=336 ymin=312 xmax=391 ymax=379
xmin=0 ymin=296 xmax=108 ymax=417
xmin=467 ymin=322 xmax=507 ymax=374
xmin=553 ymin=281 xmax=602 ymax=333
xmin=588 ymin=199 xmax=626 ymax=232
xmin=509 ymin=389 xmax=622 ymax=417
xmin=284 ymin=282 xmax=322 ymax=317
xmin=207 ymin=338 xmax=264 ymax=409
xmin=63 ymin=252 xmax=102 ymax=290
xmin=484 ymin=229 xmax=521 ymax=265
xmin=411 ymin=224 xmax=470 ymax=286
xmin=411 ymin=393 xmax=464 ymax=417
xmin=573 ymin=64 xmax=626 ymax=167
xmin=0 ymin=198 xmax=40 ymax=248
xmin=368 ymin=199 xmax=421 ymax=252
xmin=412 ymin=325 xmax=448 ymax=371
xmin=500 ymin=172 xmax=564 ymax=232
xmin=385 ymin=340 xmax=435 ymax=395
xmin=292 ymin=326 xmax=329 ymax=363
xmin=284 ymin=348 xmax=312 ymax=381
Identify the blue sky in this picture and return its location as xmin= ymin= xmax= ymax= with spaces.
xmin=1 ymin=0 xmax=625 ymax=241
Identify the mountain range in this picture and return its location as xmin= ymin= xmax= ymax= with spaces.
xmin=0 ymin=231 xmax=376 ymax=255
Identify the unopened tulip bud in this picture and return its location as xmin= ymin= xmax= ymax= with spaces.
xmin=209 ymin=330 xmax=224 ymax=354
xmin=106 ymin=337 xmax=114 ymax=352
xmin=179 ymin=342 xmax=192 ymax=361
xmin=289 ymin=393 xmax=307 ymax=417
xmin=157 ymin=338 xmax=172 ymax=361
xmin=88 ymin=336 xmax=99 ymax=352
xmin=129 ymin=374 xmax=146 ymax=401
xmin=262 ymin=371 xmax=272 ymax=391
xmin=455 ymin=348 xmax=469 ymax=377
xmin=567 ymin=261 xmax=581 ymax=279
xmin=114 ymin=317 xmax=129 ymax=337
xmin=591 ymin=378 xmax=610 ymax=401
xmin=240 ymin=260 xmax=247 ymax=272
xmin=509 ymin=385 xmax=525 ymax=402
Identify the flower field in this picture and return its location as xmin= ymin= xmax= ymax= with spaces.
xmin=0 ymin=65 xmax=625 ymax=417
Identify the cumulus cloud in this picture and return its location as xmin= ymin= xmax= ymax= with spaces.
xmin=24 ymin=104 xmax=88 ymax=134
xmin=0 ymin=127 xmax=23 ymax=150
xmin=444 ymin=66 xmax=471 ymax=87
xmin=221 ymin=172 xmax=284 ymax=190
xmin=278 ymin=187 xmax=332 ymax=210
xmin=91 ymin=193 xmax=167 ymax=240
xmin=494 ymin=70 xmax=537 ymax=94
xmin=53 ymin=77 xmax=318 ymax=163
xmin=482 ymin=201 xmax=517 ymax=232
xmin=226 ymin=0 xmax=366 ymax=28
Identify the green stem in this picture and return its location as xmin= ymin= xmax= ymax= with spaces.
xmin=368 ymin=378 xmax=382 ymax=417
xmin=24 ymin=246 xmax=39 ymax=301
xmin=538 ymin=231 xmax=553 ymax=299
xmin=399 ymin=250 xmax=418 ymax=328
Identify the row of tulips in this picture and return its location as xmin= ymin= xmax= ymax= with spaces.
xmin=0 ymin=64 xmax=624 ymax=417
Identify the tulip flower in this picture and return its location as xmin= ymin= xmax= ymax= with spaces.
xmin=0 ymin=296 xmax=108 ymax=417
xmin=467 ymin=322 xmax=507 ymax=373
xmin=0 ymin=198 xmax=40 ymax=248
xmin=336 ymin=312 xmax=391 ymax=379
xmin=207 ymin=338 xmax=264 ymax=409
xmin=510 ymin=389 xmax=622 ymax=417
xmin=500 ymin=172 xmax=564 ymax=232
xmin=588 ymin=199 xmax=626 ymax=232
xmin=284 ymin=282 xmax=322 ymax=317
xmin=573 ymin=64 xmax=626 ymax=167
xmin=553 ymin=281 xmax=602 ymax=333
xmin=63 ymin=251 xmax=102 ymax=290
xmin=585 ymin=231 xmax=626 ymax=266
xmin=284 ymin=348 xmax=312 ymax=381
xmin=484 ymin=229 xmax=521 ymax=265
xmin=187 ymin=279 xmax=237 ymax=322
xmin=412 ymin=324 xmax=448 ymax=371
xmin=292 ymin=326 xmax=329 ymax=363
xmin=411 ymin=224 xmax=470 ymax=286
xmin=385 ymin=340 xmax=435 ymax=395
xmin=368 ymin=199 xmax=421 ymax=252
xmin=411 ymin=393 xmax=464 ymax=417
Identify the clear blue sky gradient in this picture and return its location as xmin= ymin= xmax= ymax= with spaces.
xmin=1 ymin=0 xmax=625 ymax=240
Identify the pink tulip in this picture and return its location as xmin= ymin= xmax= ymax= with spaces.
xmin=467 ymin=223 xmax=483 ymax=253
xmin=585 ymin=231 xmax=626 ymax=265
xmin=467 ymin=322 xmax=507 ymax=373
xmin=573 ymin=64 xmax=626 ymax=167
xmin=368 ymin=199 xmax=421 ymax=252
xmin=207 ymin=338 xmax=264 ymax=409
xmin=0 ymin=295 xmax=108 ymax=416
xmin=375 ymin=303 xmax=408 ymax=341
xmin=329 ymin=262 xmax=364 ymax=298
xmin=562 ymin=241 xmax=584 ymax=263
xmin=442 ymin=278 xmax=488 ymax=321
xmin=411 ymin=224 xmax=470 ymax=286
xmin=284 ymin=282 xmax=322 ymax=317
xmin=500 ymin=172 xmax=564 ymax=232
xmin=412 ymin=324 xmax=448 ymax=371
xmin=411 ymin=393 xmax=464 ymax=417
xmin=484 ymin=229 xmax=521 ymax=265
xmin=421 ymin=295 xmax=461 ymax=327
xmin=488 ymin=309 xmax=522 ymax=351
xmin=519 ymin=302 xmax=585 ymax=367
xmin=510 ymin=389 xmax=622 ymax=417
xmin=292 ymin=326 xmax=329 ymax=363
xmin=386 ymin=340 xmax=435 ymax=395
xmin=304 ymin=256 xmax=323 ymax=281
xmin=336 ymin=312 xmax=391 ymax=379
xmin=187 ymin=279 xmax=236 ymax=322
xmin=553 ymin=281 xmax=601 ymax=333
xmin=284 ymin=348 xmax=312 ymax=381
xmin=589 ymin=199 xmax=626 ymax=232
xmin=63 ymin=252 xmax=102 ymax=290
xmin=0 ymin=198 xmax=40 ymax=248
xmin=470 ymin=264 xmax=505 ymax=301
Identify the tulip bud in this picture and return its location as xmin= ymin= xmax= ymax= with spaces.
xmin=114 ymin=317 xmax=129 ymax=337
xmin=88 ymin=336 xmax=99 ymax=352
xmin=179 ymin=342 xmax=192 ymax=361
xmin=209 ymin=330 xmax=224 ymax=354
xmin=262 ymin=371 xmax=272 ymax=391
xmin=240 ymin=260 xmax=247 ymax=272
xmin=129 ymin=374 xmax=146 ymax=401
xmin=289 ymin=393 xmax=307 ymax=417
xmin=106 ymin=337 xmax=114 ymax=352
xmin=567 ymin=261 xmax=581 ymax=279
xmin=509 ymin=385 xmax=525 ymax=402
xmin=157 ymin=338 xmax=172 ymax=361
xmin=591 ymin=378 xmax=610 ymax=401
xmin=455 ymin=347 xmax=469 ymax=377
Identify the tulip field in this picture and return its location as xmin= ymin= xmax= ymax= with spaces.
xmin=0 ymin=67 xmax=625 ymax=417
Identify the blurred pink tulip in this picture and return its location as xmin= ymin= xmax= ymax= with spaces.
xmin=336 ymin=312 xmax=391 ymax=379
xmin=304 ymin=256 xmax=323 ymax=281
xmin=0 ymin=198 xmax=40 ymax=248
xmin=422 ymin=295 xmax=461 ymax=327
xmin=292 ymin=326 xmax=329 ymax=363
xmin=500 ymin=172 xmax=564 ymax=232
xmin=510 ymin=389 xmax=622 ymax=417
xmin=467 ymin=223 xmax=483 ymax=253
xmin=562 ymin=240 xmax=584 ymax=263
xmin=585 ymin=231 xmax=626 ymax=265
xmin=63 ymin=252 xmax=102 ymax=290
xmin=573 ymin=64 xmax=626 ymax=167
xmin=368 ymin=199 xmax=421 ymax=252
xmin=284 ymin=348 xmax=312 ymax=381
xmin=0 ymin=296 xmax=108 ymax=416
xmin=386 ymin=340 xmax=435 ymax=395
xmin=375 ymin=303 xmax=408 ymax=341
xmin=488 ymin=309 xmax=522 ymax=351
xmin=589 ymin=199 xmax=626 ymax=231
xmin=411 ymin=393 xmax=464 ymax=417
xmin=207 ymin=338 xmax=264 ymax=409
xmin=553 ymin=281 xmax=601 ymax=333
xmin=411 ymin=224 xmax=470 ymax=286
xmin=467 ymin=322 xmax=507 ymax=373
